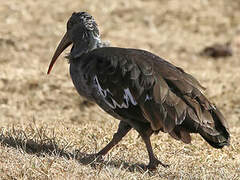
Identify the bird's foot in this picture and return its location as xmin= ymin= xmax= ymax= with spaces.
xmin=146 ymin=158 xmax=169 ymax=170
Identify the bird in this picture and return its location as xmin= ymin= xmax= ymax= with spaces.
xmin=47 ymin=12 xmax=230 ymax=170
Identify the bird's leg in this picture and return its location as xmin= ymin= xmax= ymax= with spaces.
xmin=139 ymin=129 xmax=169 ymax=170
xmin=96 ymin=121 xmax=132 ymax=156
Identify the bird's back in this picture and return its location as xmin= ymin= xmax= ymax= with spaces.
xmin=70 ymin=47 xmax=230 ymax=148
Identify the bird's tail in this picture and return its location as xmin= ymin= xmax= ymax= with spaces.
xmin=198 ymin=107 xmax=230 ymax=148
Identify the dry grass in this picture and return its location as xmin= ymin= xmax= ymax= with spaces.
xmin=0 ymin=0 xmax=240 ymax=179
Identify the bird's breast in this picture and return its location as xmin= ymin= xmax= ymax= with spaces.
xmin=69 ymin=62 xmax=95 ymax=101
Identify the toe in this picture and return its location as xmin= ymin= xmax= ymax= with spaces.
xmin=147 ymin=158 xmax=169 ymax=170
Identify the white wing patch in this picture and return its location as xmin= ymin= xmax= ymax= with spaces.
xmin=94 ymin=75 xmax=138 ymax=109
xmin=145 ymin=94 xmax=153 ymax=101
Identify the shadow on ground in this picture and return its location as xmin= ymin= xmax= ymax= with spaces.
xmin=0 ymin=130 xmax=167 ymax=176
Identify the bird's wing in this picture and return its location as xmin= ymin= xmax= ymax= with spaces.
xmin=86 ymin=48 xmax=229 ymax=143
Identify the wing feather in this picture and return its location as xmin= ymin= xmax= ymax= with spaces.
xmin=88 ymin=47 xmax=229 ymax=145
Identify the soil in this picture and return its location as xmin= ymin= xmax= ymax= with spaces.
xmin=0 ymin=0 xmax=240 ymax=179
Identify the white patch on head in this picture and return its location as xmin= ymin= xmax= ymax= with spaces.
xmin=94 ymin=75 xmax=138 ymax=109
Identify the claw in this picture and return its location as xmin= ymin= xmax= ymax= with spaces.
xmin=146 ymin=158 xmax=169 ymax=170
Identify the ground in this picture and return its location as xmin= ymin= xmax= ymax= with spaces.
xmin=0 ymin=0 xmax=240 ymax=179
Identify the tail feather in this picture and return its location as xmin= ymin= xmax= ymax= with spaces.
xmin=199 ymin=107 xmax=230 ymax=148
xmin=174 ymin=105 xmax=230 ymax=148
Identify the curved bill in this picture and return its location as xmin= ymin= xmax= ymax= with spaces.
xmin=47 ymin=33 xmax=72 ymax=74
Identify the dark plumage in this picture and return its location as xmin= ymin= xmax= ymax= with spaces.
xmin=47 ymin=12 xmax=230 ymax=170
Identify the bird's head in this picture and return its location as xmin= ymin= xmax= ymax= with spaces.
xmin=47 ymin=12 xmax=100 ymax=74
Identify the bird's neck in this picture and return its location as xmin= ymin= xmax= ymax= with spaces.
xmin=96 ymin=37 xmax=110 ymax=48
xmin=67 ymin=35 xmax=109 ymax=62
